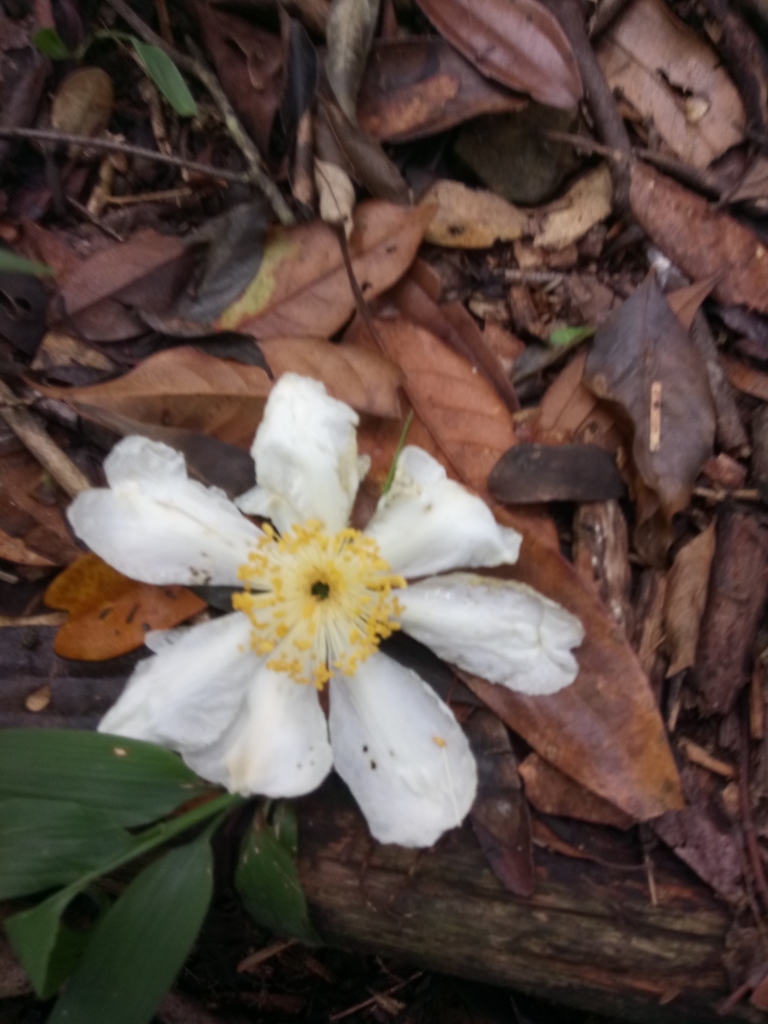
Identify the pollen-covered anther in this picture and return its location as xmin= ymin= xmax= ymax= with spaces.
xmin=232 ymin=519 xmax=406 ymax=688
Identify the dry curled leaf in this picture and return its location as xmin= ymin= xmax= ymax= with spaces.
xmin=46 ymin=553 xmax=206 ymax=660
xmin=415 ymin=0 xmax=582 ymax=108
xmin=51 ymin=67 xmax=114 ymax=139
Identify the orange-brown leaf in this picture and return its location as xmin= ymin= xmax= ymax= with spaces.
xmin=46 ymin=553 xmax=206 ymax=660
xmin=218 ymin=201 xmax=432 ymax=339
xmin=373 ymin=317 xmax=517 ymax=496
xmin=463 ymin=527 xmax=684 ymax=820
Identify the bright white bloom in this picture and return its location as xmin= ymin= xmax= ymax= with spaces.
xmin=67 ymin=375 xmax=584 ymax=848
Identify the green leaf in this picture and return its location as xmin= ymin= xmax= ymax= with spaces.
xmin=33 ymin=27 xmax=71 ymax=58
xmin=132 ymin=40 xmax=197 ymax=117
xmin=5 ymin=792 xmax=237 ymax=997
xmin=47 ymin=833 xmax=214 ymax=1024
xmin=236 ymin=803 xmax=318 ymax=943
xmin=0 ymin=798 xmax=136 ymax=899
xmin=0 ymin=250 xmax=53 ymax=277
xmin=0 ymin=730 xmax=211 ymax=826
xmin=548 ymin=324 xmax=596 ymax=347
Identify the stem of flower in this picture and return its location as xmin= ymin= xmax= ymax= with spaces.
xmin=381 ymin=411 xmax=414 ymax=496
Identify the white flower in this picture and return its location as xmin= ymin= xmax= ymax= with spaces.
xmin=67 ymin=375 xmax=584 ymax=848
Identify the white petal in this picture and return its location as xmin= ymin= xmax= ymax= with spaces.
xmin=234 ymin=484 xmax=297 ymax=536
xmin=200 ymin=667 xmax=332 ymax=798
xmin=399 ymin=573 xmax=584 ymax=695
xmin=250 ymin=374 xmax=361 ymax=533
xmin=365 ymin=447 xmax=521 ymax=578
xmin=68 ymin=436 xmax=263 ymax=586
xmin=329 ymin=652 xmax=477 ymax=847
xmin=98 ymin=612 xmax=256 ymax=750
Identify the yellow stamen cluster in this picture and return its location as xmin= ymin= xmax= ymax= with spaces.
xmin=233 ymin=520 xmax=406 ymax=689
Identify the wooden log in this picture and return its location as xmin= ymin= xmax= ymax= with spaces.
xmin=297 ymin=782 xmax=760 ymax=1024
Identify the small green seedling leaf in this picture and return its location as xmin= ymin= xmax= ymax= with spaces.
xmin=34 ymin=27 xmax=72 ymax=59
xmin=548 ymin=324 xmax=596 ymax=348
xmin=0 ymin=730 xmax=211 ymax=826
xmin=381 ymin=409 xmax=414 ymax=496
xmin=132 ymin=40 xmax=197 ymax=117
xmin=0 ymin=798 xmax=135 ymax=899
xmin=0 ymin=250 xmax=53 ymax=277
xmin=47 ymin=832 xmax=214 ymax=1024
xmin=236 ymin=802 xmax=319 ymax=943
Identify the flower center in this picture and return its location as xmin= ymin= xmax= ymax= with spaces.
xmin=232 ymin=520 xmax=406 ymax=689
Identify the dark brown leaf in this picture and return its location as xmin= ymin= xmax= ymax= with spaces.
xmin=357 ymin=36 xmax=527 ymax=142
xmin=584 ymin=273 xmax=715 ymax=550
xmin=415 ymin=0 xmax=582 ymax=108
xmin=466 ymin=710 xmax=534 ymax=897
xmin=488 ymin=442 xmax=625 ymax=503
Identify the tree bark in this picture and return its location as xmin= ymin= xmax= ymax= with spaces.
xmin=297 ymin=783 xmax=759 ymax=1024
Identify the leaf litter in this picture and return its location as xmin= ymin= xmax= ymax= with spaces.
xmin=4 ymin=0 xmax=768 ymax=1014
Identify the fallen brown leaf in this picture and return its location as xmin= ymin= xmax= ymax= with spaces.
xmin=219 ymin=201 xmax=430 ymax=338
xmin=357 ymin=37 xmax=527 ymax=142
xmin=631 ymin=163 xmax=768 ymax=312
xmin=466 ymin=710 xmax=534 ymax=897
xmin=597 ymin=0 xmax=744 ymax=169
xmin=519 ymin=752 xmax=635 ymax=829
xmin=0 ymin=449 xmax=81 ymax=566
xmin=373 ymin=317 xmax=517 ymax=497
xmin=420 ymin=180 xmax=530 ymax=248
xmin=46 ymin=553 xmax=206 ymax=660
xmin=367 ymin=314 xmax=682 ymax=819
xmin=415 ymin=0 xmax=582 ymax=108
xmin=664 ymin=524 xmax=716 ymax=677
xmin=39 ymin=341 xmax=400 ymax=449
xmin=584 ymin=273 xmax=715 ymax=554
xmin=462 ymin=528 xmax=684 ymax=820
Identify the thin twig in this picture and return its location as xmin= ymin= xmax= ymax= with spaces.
xmin=103 ymin=0 xmax=294 ymax=225
xmin=0 ymin=126 xmax=251 ymax=184
xmin=739 ymin=711 xmax=768 ymax=916
xmin=543 ymin=129 xmax=724 ymax=198
xmin=0 ymin=380 xmax=90 ymax=497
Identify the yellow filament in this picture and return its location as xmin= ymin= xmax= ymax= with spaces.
xmin=233 ymin=520 xmax=406 ymax=689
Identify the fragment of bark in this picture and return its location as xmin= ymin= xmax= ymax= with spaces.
xmin=539 ymin=0 xmax=632 ymax=213
xmin=572 ymin=500 xmax=632 ymax=637
xmin=689 ymin=312 xmax=749 ymax=454
xmin=751 ymin=406 xmax=768 ymax=499
xmin=695 ymin=511 xmax=768 ymax=715
xmin=0 ymin=381 xmax=91 ymax=498
xmin=297 ymin=782 xmax=762 ymax=1024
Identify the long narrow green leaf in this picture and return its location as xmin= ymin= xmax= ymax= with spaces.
xmin=0 ymin=731 xmax=210 ymax=826
xmin=5 ymin=792 xmax=237 ymax=997
xmin=0 ymin=798 xmax=136 ymax=899
xmin=0 ymin=250 xmax=53 ymax=276
xmin=132 ymin=40 xmax=197 ymax=117
xmin=48 ymin=833 xmax=214 ymax=1024
xmin=235 ymin=802 xmax=318 ymax=943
